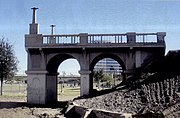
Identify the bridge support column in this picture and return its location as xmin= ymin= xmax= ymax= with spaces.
xmin=26 ymin=70 xmax=47 ymax=104
xmin=46 ymin=73 xmax=58 ymax=103
xmin=79 ymin=70 xmax=92 ymax=96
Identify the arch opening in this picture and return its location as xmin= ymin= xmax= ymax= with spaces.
xmin=90 ymin=53 xmax=126 ymax=91
xmin=46 ymin=54 xmax=80 ymax=102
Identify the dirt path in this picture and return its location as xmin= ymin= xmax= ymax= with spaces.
xmin=0 ymin=96 xmax=66 ymax=118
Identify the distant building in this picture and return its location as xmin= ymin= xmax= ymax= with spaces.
xmin=94 ymin=58 xmax=122 ymax=75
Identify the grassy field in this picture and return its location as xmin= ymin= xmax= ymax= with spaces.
xmin=57 ymin=84 xmax=80 ymax=101
xmin=0 ymin=83 xmax=80 ymax=101
xmin=0 ymin=82 xmax=115 ymax=101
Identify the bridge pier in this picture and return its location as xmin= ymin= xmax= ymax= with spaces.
xmin=46 ymin=73 xmax=58 ymax=103
xmin=26 ymin=70 xmax=47 ymax=104
xmin=26 ymin=71 xmax=58 ymax=104
xmin=79 ymin=70 xmax=92 ymax=96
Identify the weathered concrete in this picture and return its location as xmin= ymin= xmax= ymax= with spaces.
xmin=26 ymin=70 xmax=47 ymax=104
xmin=79 ymin=70 xmax=92 ymax=96
xmin=25 ymin=8 xmax=166 ymax=104
xmin=65 ymin=103 xmax=132 ymax=118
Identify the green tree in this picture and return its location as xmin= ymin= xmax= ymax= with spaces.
xmin=104 ymin=74 xmax=113 ymax=87
xmin=93 ymin=69 xmax=104 ymax=89
xmin=0 ymin=38 xmax=18 ymax=95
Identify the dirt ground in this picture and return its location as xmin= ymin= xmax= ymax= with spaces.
xmin=0 ymin=96 xmax=67 ymax=118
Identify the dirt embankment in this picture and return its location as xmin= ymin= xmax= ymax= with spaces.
xmin=74 ymin=75 xmax=180 ymax=117
xmin=74 ymin=50 xmax=180 ymax=117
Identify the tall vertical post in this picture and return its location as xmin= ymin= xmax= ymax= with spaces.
xmin=30 ymin=7 xmax=39 ymax=34
xmin=32 ymin=7 xmax=38 ymax=24
xmin=157 ymin=32 xmax=166 ymax=43
xmin=50 ymin=25 xmax=56 ymax=35
xmin=127 ymin=32 xmax=136 ymax=44
xmin=79 ymin=33 xmax=88 ymax=44
xmin=49 ymin=25 xmax=56 ymax=44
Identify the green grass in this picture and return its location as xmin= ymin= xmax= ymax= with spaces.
xmin=57 ymin=84 xmax=80 ymax=96
xmin=0 ymin=84 xmax=80 ymax=100
xmin=2 ymin=84 xmax=27 ymax=92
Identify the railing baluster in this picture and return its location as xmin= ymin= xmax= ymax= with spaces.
xmin=101 ymin=36 xmax=102 ymax=43
xmin=143 ymin=35 xmax=145 ymax=43
xmin=90 ymin=36 xmax=92 ymax=43
xmin=73 ymin=36 xmax=75 ymax=43
xmin=121 ymin=36 xmax=122 ymax=43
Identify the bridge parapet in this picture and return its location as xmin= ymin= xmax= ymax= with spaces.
xmin=25 ymin=32 xmax=166 ymax=47
xmin=41 ymin=32 xmax=165 ymax=45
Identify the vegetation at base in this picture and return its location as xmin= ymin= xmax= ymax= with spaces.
xmin=0 ymin=37 xmax=18 ymax=95
xmin=93 ymin=69 xmax=117 ymax=89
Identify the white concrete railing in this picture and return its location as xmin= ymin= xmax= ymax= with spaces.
xmin=43 ymin=34 xmax=80 ymax=44
xmin=136 ymin=33 xmax=157 ymax=43
xmin=88 ymin=34 xmax=127 ymax=44
xmin=42 ymin=32 xmax=165 ymax=45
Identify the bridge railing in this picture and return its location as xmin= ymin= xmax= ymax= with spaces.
xmin=42 ymin=32 xmax=165 ymax=45
xmin=43 ymin=34 xmax=80 ymax=44
xmin=136 ymin=33 xmax=157 ymax=43
xmin=88 ymin=34 xmax=127 ymax=44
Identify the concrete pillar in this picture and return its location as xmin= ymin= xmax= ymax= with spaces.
xmin=126 ymin=32 xmax=136 ymax=44
xmin=26 ymin=70 xmax=47 ymax=104
xmin=135 ymin=51 xmax=141 ymax=68
xmin=157 ymin=32 xmax=166 ymax=43
xmin=79 ymin=70 xmax=91 ymax=96
xmin=29 ymin=24 xmax=39 ymax=34
xmin=79 ymin=33 xmax=88 ymax=44
xmin=30 ymin=7 xmax=39 ymax=34
xmin=46 ymin=73 xmax=58 ymax=103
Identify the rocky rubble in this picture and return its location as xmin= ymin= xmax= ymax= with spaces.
xmin=72 ymin=50 xmax=180 ymax=117
xmin=74 ymin=75 xmax=180 ymax=117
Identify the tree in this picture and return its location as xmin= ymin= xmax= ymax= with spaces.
xmin=103 ymin=74 xmax=113 ymax=87
xmin=0 ymin=38 xmax=18 ymax=95
xmin=93 ymin=69 xmax=104 ymax=89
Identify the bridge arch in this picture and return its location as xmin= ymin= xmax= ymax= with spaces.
xmin=45 ymin=53 xmax=81 ymax=102
xmin=89 ymin=53 xmax=126 ymax=85
xmin=90 ymin=53 xmax=126 ymax=71
xmin=46 ymin=53 xmax=81 ymax=73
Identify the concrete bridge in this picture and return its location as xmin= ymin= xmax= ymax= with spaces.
xmin=25 ymin=8 xmax=166 ymax=104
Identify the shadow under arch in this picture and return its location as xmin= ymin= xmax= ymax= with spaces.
xmin=46 ymin=54 xmax=80 ymax=73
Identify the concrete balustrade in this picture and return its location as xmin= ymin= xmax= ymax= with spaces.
xmin=38 ymin=32 xmax=166 ymax=46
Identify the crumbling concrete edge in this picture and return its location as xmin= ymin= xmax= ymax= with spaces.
xmin=64 ymin=102 xmax=132 ymax=118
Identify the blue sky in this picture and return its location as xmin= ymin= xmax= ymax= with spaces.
xmin=0 ymin=0 xmax=180 ymax=75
